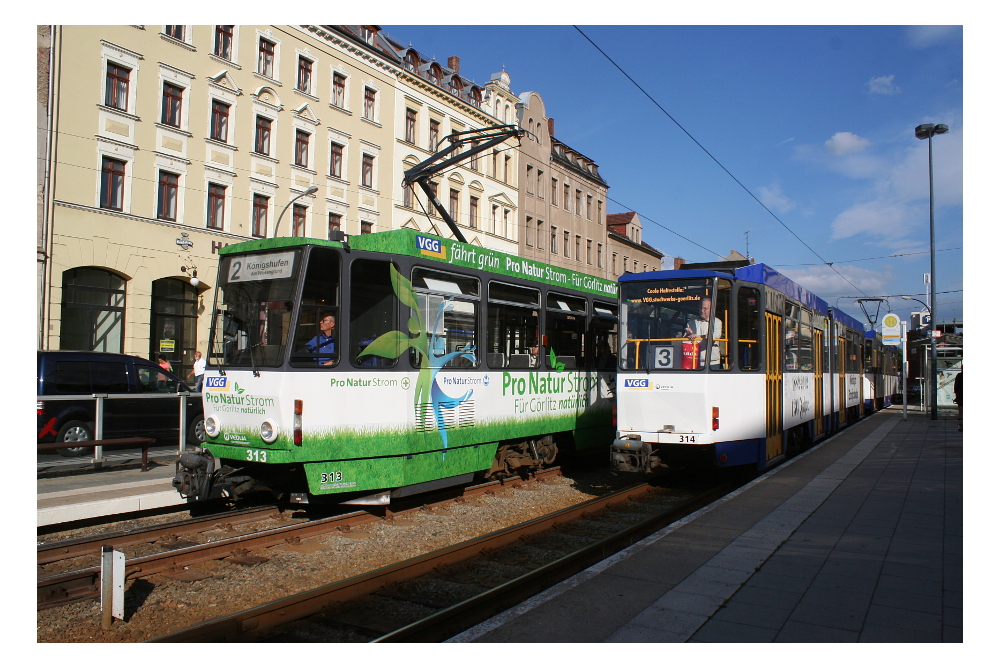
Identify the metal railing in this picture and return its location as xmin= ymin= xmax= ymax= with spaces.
xmin=37 ymin=392 xmax=202 ymax=467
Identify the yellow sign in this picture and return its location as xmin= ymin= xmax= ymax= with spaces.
xmin=159 ymin=339 xmax=176 ymax=352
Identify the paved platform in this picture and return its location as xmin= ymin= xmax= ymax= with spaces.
xmin=451 ymin=406 xmax=962 ymax=643
xmin=37 ymin=459 xmax=186 ymax=527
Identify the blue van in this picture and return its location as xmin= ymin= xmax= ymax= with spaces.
xmin=37 ymin=351 xmax=205 ymax=456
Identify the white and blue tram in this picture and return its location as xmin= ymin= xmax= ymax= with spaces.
xmin=610 ymin=263 xmax=892 ymax=473
xmin=174 ymin=229 xmax=620 ymax=504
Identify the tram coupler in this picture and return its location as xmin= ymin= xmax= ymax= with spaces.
xmin=611 ymin=436 xmax=662 ymax=473
xmin=173 ymin=449 xmax=253 ymax=501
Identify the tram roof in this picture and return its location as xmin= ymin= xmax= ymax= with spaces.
xmin=218 ymin=229 xmax=620 ymax=299
xmin=830 ymin=308 xmax=866 ymax=332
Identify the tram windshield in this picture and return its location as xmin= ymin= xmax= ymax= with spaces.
xmin=619 ymin=278 xmax=716 ymax=371
xmin=209 ymin=249 xmax=303 ymax=368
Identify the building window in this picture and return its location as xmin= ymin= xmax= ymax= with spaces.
xmin=504 ymin=156 xmax=511 ymax=184
xmin=405 ymin=108 xmax=416 ymax=143
xmin=587 ymin=239 xmax=592 ymax=264
xmin=469 ymin=196 xmax=478 ymax=228
xmin=360 ymin=221 xmax=373 ymax=234
xmin=492 ymin=150 xmax=498 ymax=179
xmin=292 ymin=204 xmax=307 ymax=237
xmin=252 ymin=194 xmax=269 ymax=237
xmin=525 ymin=216 xmax=533 ymax=246
xmin=612 ymin=253 xmax=618 ymax=273
xmin=161 ymin=83 xmax=183 ymax=127
xmin=597 ymin=200 xmax=603 ymax=223
xmin=363 ymin=87 xmax=376 ymax=120
xmin=491 ymin=204 xmax=498 ymax=232
xmin=330 ymin=142 xmax=343 ymax=178
xmin=575 ymin=235 xmax=582 ymax=261
xmin=295 ymin=130 xmax=309 ymax=167
xmin=550 ymin=226 xmax=557 ymax=253
xmin=165 ymin=26 xmax=185 ymax=41
xmin=104 ymin=63 xmax=130 ymax=111
xmin=470 ymin=140 xmax=479 ymax=171
xmin=597 ymin=243 xmax=603 ymax=268
xmin=100 ymin=157 xmax=126 ymax=211
xmin=157 ymin=171 xmax=178 ymax=221
xmin=207 ymin=183 xmax=226 ymax=229
xmin=564 ymin=231 xmax=570 ymax=257
xmin=361 ymin=154 xmax=374 ymax=188
xmin=403 ymin=183 xmax=413 ymax=208
xmin=297 ymin=56 xmax=313 ymax=93
xmin=503 ymin=209 xmax=510 ymax=237
xmin=537 ymin=170 xmax=544 ymax=198
xmin=564 ymin=184 xmax=570 ymax=210
xmin=430 ymin=182 xmax=439 ymax=216
xmin=60 ymin=268 xmax=126 ymax=353
xmin=405 ymin=51 xmax=418 ymax=72
xmin=258 ymin=38 xmax=275 ymax=78
xmin=449 ymin=188 xmax=460 ymax=222
xmin=210 ymin=100 xmax=230 ymax=142
xmin=575 ymin=189 xmax=582 ymax=215
xmin=537 ymin=220 xmax=544 ymax=248
xmin=526 ymin=166 xmax=534 ymax=195
xmin=360 ymin=27 xmax=375 ymax=45
xmin=587 ymin=195 xmax=593 ymax=220
xmin=214 ymin=25 xmax=234 ymax=60
xmin=429 ymin=119 xmax=439 ymax=151
xmin=327 ymin=74 xmax=345 ymax=109
xmin=551 ymin=178 xmax=557 ymax=204
xmin=328 ymin=212 xmax=342 ymax=237
xmin=254 ymin=115 xmax=271 ymax=155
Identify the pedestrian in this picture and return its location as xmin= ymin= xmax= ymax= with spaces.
xmin=156 ymin=355 xmax=173 ymax=389
xmin=954 ymin=369 xmax=962 ymax=430
xmin=187 ymin=350 xmax=206 ymax=392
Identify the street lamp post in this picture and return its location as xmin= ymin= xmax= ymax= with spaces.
xmin=902 ymin=295 xmax=931 ymax=416
xmin=273 ymin=186 xmax=319 ymax=238
xmin=914 ymin=123 xmax=948 ymax=420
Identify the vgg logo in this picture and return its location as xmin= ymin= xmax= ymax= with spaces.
xmin=416 ymin=234 xmax=446 ymax=259
xmin=205 ymin=376 xmax=227 ymax=388
xmin=624 ymin=379 xmax=650 ymax=388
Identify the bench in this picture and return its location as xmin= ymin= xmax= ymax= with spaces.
xmin=37 ymin=437 xmax=157 ymax=471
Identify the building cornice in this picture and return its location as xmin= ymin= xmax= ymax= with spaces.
xmin=608 ymin=229 xmax=663 ymax=258
xmin=53 ymin=200 xmax=252 ymax=242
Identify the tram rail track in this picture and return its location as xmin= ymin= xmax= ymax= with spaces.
xmin=37 ymin=469 xmax=562 ymax=610
xmin=146 ymin=474 xmax=738 ymax=642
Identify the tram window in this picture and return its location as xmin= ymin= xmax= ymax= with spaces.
xmin=409 ymin=267 xmax=480 ymax=370
xmin=798 ymin=320 xmax=814 ymax=372
xmin=487 ymin=282 xmax=540 ymax=369
xmin=211 ymin=250 xmax=300 ymax=367
xmin=864 ymin=339 xmax=874 ymax=372
xmin=619 ymin=278 xmax=712 ymax=371
xmin=291 ymin=248 xmax=341 ymax=367
xmin=545 ymin=292 xmax=586 ymax=369
xmin=590 ymin=301 xmax=618 ymax=370
xmin=737 ymin=287 xmax=760 ymax=371
xmin=784 ymin=315 xmax=799 ymax=371
xmin=710 ymin=280 xmax=732 ymax=371
xmin=350 ymin=259 xmax=399 ymax=368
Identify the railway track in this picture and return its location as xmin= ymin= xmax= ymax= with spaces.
xmin=146 ymin=474 xmax=740 ymax=642
xmin=38 ymin=469 xmax=562 ymax=610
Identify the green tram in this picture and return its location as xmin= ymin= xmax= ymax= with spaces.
xmin=173 ymin=229 xmax=619 ymax=504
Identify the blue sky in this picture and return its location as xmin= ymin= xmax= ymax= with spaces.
xmin=383 ymin=24 xmax=963 ymax=328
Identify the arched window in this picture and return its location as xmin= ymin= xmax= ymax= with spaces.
xmin=60 ymin=268 xmax=126 ymax=352
xmin=495 ymin=99 xmax=501 ymax=118
xmin=449 ymin=76 xmax=461 ymax=96
xmin=469 ymin=87 xmax=481 ymax=108
xmin=405 ymin=51 xmax=418 ymax=73
xmin=430 ymin=65 xmax=441 ymax=86
xmin=537 ymin=122 xmax=542 ymax=141
xmin=504 ymin=104 xmax=510 ymax=124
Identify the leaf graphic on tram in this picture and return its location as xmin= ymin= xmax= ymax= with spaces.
xmin=549 ymin=348 xmax=566 ymax=373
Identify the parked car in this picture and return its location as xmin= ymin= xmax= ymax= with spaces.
xmin=37 ymin=350 xmax=205 ymax=456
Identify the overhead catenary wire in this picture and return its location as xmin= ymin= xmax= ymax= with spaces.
xmin=572 ymin=25 xmax=871 ymax=298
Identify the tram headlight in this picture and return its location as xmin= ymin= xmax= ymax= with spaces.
xmin=260 ymin=419 xmax=279 ymax=443
xmin=204 ymin=415 xmax=221 ymax=438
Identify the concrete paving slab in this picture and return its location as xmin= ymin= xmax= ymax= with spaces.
xmin=788 ymin=602 xmax=867 ymax=633
xmin=775 ymin=620 xmax=859 ymax=642
xmin=690 ymin=618 xmax=778 ymax=642
xmin=711 ymin=600 xmax=791 ymax=630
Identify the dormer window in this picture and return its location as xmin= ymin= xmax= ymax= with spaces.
xmin=429 ymin=65 xmax=441 ymax=87
xmin=405 ymin=51 xmax=418 ymax=73
xmin=469 ymin=87 xmax=481 ymax=108
xmin=360 ymin=27 xmax=375 ymax=45
xmin=449 ymin=76 xmax=461 ymax=95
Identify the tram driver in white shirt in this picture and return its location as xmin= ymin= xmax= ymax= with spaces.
xmin=685 ymin=297 xmax=723 ymax=366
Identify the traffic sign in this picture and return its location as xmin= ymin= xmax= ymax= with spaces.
xmin=881 ymin=313 xmax=902 ymax=346
xmin=931 ymin=330 xmax=943 ymax=338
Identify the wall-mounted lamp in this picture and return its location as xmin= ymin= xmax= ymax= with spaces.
xmin=181 ymin=265 xmax=200 ymax=287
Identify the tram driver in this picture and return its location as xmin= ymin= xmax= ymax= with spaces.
xmin=685 ymin=297 xmax=722 ymax=365
xmin=305 ymin=311 xmax=337 ymax=366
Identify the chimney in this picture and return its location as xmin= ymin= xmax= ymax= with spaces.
xmin=547 ymin=117 xmax=555 ymax=137
xmin=448 ymin=56 xmax=460 ymax=73
xmin=673 ymin=257 xmax=687 ymax=270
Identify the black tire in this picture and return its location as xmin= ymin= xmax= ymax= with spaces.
xmin=56 ymin=420 xmax=94 ymax=457
xmin=188 ymin=416 xmax=206 ymax=447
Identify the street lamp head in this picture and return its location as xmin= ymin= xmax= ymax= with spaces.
xmin=305 ymin=186 xmax=319 ymax=195
xmin=901 ymin=296 xmax=913 ymax=300
xmin=915 ymin=123 xmax=949 ymax=139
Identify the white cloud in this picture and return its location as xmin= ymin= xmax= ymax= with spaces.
xmin=868 ymin=75 xmax=900 ymax=95
xmin=906 ymin=26 xmax=961 ymax=49
xmin=825 ymin=132 xmax=871 ymax=155
xmin=831 ymin=200 xmax=913 ymax=241
xmin=782 ymin=265 xmax=896 ymax=300
xmin=758 ymin=183 xmax=794 ymax=214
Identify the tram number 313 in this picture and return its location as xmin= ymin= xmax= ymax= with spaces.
xmin=320 ymin=472 xmax=343 ymax=483
xmin=246 ymin=449 xmax=268 ymax=462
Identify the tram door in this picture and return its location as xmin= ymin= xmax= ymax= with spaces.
xmin=765 ymin=312 xmax=783 ymax=460
xmin=837 ymin=336 xmax=847 ymax=424
xmin=814 ymin=328 xmax=824 ymax=438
